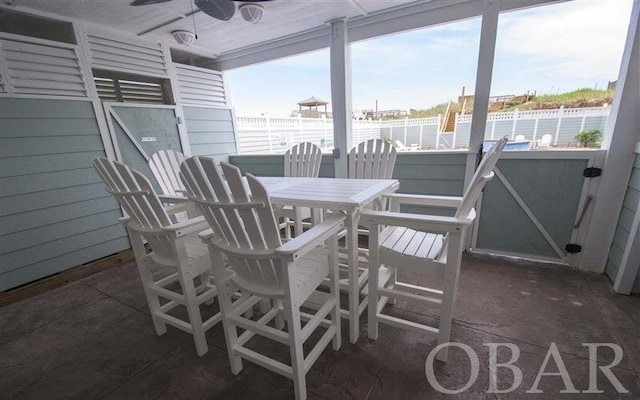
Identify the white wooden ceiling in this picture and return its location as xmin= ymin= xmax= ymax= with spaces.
xmin=13 ymin=0 xmax=421 ymax=57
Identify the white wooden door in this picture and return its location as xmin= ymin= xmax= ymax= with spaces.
xmin=472 ymin=151 xmax=605 ymax=267
xmin=104 ymin=103 xmax=184 ymax=192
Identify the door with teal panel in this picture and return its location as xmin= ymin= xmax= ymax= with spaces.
xmin=104 ymin=103 xmax=183 ymax=192
xmin=472 ymin=151 xmax=603 ymax=266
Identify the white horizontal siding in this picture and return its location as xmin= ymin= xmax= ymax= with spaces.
xmin=174 ymin=64 xmax=227 ymax=107
xmin=0 ymin=39 xmax=87 ymax=97
xmin=87 ymin=32 xmax=168 ymax=77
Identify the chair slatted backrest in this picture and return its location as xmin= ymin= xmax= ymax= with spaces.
xmin=284 ymin=142 xmax=322 ymax=177
xmin=455 ymin=136 xmax=509 ymax=219
xmin=180 ymin=157 xmax=285 ymax=294
xmin=349 ymin=139 xmax=397 ymax=179
xmin=93 ymin=158 xmax=175 ymax=263
xmin=149 ymin=150 xmax=187 ymax=196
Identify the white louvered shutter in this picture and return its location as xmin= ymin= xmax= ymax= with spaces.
xmin=0 ymin=39 xmax=87 ymax=97
xmin=87 ymin=32 xmax=168 ymax=77
xmin=174 ymin=64 xmax=228 ymax=107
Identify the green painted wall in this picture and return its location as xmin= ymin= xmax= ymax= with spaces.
xmin=0 ymin=98 xmax=129 ymax=290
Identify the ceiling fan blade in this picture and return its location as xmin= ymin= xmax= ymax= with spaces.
xmin=130 ymin=0 xmax=173 ymax=5
xmin=195 ymin=0 xmax=236 ymax=21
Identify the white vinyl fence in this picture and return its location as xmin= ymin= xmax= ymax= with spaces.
xmin=235 ymin=106 xmax=610 ymax=154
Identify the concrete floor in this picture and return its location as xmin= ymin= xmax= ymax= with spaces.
xmin=1 ymin=253 xmax=639 ymax=399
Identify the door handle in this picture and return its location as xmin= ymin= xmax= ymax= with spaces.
xmin=573 ymin=195 xmax=594 ymax=229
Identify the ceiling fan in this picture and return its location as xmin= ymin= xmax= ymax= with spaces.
xmin=131 ymin=0 xmax=274 ymax=22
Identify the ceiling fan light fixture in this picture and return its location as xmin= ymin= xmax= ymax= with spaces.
xmin=172 ymin=30 xmax=196 ymax=46
xmin=239 ymin=3 xmax=264 ymax=24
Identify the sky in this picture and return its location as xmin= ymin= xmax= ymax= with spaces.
xmin=225 ymin=0 xmax=633 ymax=117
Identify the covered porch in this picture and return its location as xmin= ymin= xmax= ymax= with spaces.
xmin=1 ymin=0 xmax=639 ymax=398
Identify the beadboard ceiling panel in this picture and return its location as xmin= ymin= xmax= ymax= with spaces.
xmin=14 ymin=0 xmax=418 ymax=57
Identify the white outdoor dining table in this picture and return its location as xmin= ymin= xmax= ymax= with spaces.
xmin=256 ymin=176 xmax=400 ymax=343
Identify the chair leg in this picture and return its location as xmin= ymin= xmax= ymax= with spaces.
xmin=212 ymin=250 xmax=243 ymax=374
xmin=328 ymin=235 xmax=341 ymax=350
xmin=388 ymin=268 xmax=397 ymax=305
xmin=138 ymin=259 xmax=167 ymax=336
xmin=128 ymin=231 xmax=167 ymax=336
xmin=275 ymin=299 xmax=285 ymax=330
xmin=284 ymin=217 xmax=292 ymax=240
xmin=178 ymin=269 xmax=208 ymax=356
xmin=367 ymin=225 xmax=380 ymax=340
xmin=293 ymin=207 xmax=303 ymax=237
xmin=283 ymin=298 xmax=307 ymax=400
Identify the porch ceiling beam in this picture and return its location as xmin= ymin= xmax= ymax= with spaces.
xmin=212 ymin=0 xmax=563 ymax=71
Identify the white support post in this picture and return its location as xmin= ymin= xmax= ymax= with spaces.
xmin=532 ymin=118 xmax=539 ymax=141
xmin=419 ymin=123 xmax=424 ymax=149
xmin=298 ymin=114 xmax=304 ymax=143
xmin=554 ymin=105 xmax=564 ymax=146
xmin=403 ymin=116 xmax=408 ymax=145
xmin=330 ymin=19 xmax=352 ymax=178
xmin=581 ymin=1 xmax=640 ymax=273
xmin=511 ymin=108 xmax=519 ymax=139
xmin=466 ymin=0 xmax=500 ymax=184
xmin=267 ymin=116 xmax=274 ymax=154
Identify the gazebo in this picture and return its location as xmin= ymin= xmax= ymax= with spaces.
xmin=297 ymin=96 xmax=330 ymax=118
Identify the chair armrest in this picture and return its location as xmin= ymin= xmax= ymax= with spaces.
xmin=384 ymin=193 xmax=463 ymax=208
xmin=276 ymin=215 xmax=345 ymax=259
xmin=163 ymin=215 xmax=209 ymax=237
xmin=159 ymin=195 xmax=190 ymax=205
xmin=360 ymin=209 xmax=475 ymax=233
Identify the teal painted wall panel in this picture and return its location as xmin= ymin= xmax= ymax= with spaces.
xmin=0 ymin=98 xmax=129 ymax=290
xmin=0 ymin=151 xmax=105 ymax=177
xmin=477 ymin=171 xmax=558 ymax=258
xmin=230 ymin=152 xmax=466 ymax=216
xmin=2 ymin=237 xmax=130 ymax=291
xmin=0 ymin=196 xmax=119 ymax=236
xmin=0 ymin=118 xmax=101 ymax=137
xmin=184 ymin=106 xmax=237 ymax=162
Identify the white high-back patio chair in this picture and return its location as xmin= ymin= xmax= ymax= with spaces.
xmin=278 ymin=142 xmax=323 ymax=238
xmin=180 ymin=157 xmax=344 ymax=400
xmin=361 ymin=136 xmax=508 ymax=362
xmin=284 ymin=141 xmax=322 ymax=177
xmin=93 ymin=157 xmax=220 ymax=356
xmin=149 ymin=149 xmax=186 ymax=197
xmin=539 ymin=134 xmax=553 ymax=149
xmin=349 ymin=139 xmax=397 ymax=179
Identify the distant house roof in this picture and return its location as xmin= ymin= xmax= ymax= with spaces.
xmin=298 ymin=96 xmax=328 ymax=106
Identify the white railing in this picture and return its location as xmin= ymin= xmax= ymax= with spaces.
xmin=235 ymin=106 xmax=611 ymax=154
